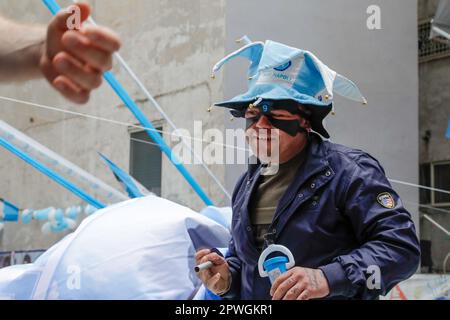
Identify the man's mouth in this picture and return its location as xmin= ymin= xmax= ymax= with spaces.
xmin=247 ymin=129 xmax=279 ymax=144
xmin=256 ymin=135 xmax=271 ymax=141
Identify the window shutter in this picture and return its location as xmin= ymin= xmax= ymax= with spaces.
xmin=130 ymin=130 xmax=162 ymax=196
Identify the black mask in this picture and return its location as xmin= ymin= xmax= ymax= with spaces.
xmin=242 ymin=100 xmax=311 ymax=137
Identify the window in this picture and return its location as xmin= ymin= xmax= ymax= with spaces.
xmin=130 ymin=130 xmax=162 ymax=196
xmin=432 ymin=162 xmax=450 ymax=205
xmin=418 ymin=20 xmax=450 ymax=63
xmin=421 ymin=161 xmax=450 ymax=206
xmin=419 ymin=163 xmax=431 ymax=204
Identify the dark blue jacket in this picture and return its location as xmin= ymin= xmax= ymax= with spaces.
xmin=222 ymin=134 xmax=420 ymax=300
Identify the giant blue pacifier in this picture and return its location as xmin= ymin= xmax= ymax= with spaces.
xmin=258 ymin=244 xmax=295 ymax=284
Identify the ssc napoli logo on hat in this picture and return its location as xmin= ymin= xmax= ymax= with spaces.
xmin=377 ymin=192 xmax=395 ymax=209
xmin=274 ymin=61 xmax=292 ymax=71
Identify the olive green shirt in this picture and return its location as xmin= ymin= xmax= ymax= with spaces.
xmin=249 ymin=149 xmax=307 ymax=251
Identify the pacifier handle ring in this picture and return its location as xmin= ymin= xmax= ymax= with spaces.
xmin=258 ymin=244 xmax=295 ymax=277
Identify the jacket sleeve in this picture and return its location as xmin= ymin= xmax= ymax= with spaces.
xmin=219 ymin=237 xmax=242 ymax=299
xmin=319 ymin=155 xmax=421 ymax=299
xmin=219 ymin=173 xmax=247 ymax=300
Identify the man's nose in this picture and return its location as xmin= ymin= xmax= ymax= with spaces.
xmin=255 ymin=115 xmax=273 ymax=129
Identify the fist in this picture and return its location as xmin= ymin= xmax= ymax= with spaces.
xmin=270 ymin=267 xmax=330 ymax=300
xmin=40 ymin=2 xmax=121 ymax=104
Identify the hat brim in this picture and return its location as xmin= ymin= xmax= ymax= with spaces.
xmin=215 ymin=84 xmax=331 ymax=109
xmin=215 ymin=84 xmax=332 ymax=138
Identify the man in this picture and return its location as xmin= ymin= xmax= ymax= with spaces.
xmin=0 ymin=2 xmax=120 ymax=104
xmin=195 ymin=40 xmax=420 ymax=300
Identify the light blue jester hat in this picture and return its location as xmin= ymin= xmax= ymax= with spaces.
xmin=211 ymin=37 xmax=367 ymax=138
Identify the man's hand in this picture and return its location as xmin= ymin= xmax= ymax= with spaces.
xmin=270 ymin=267 xmax=330 ymax=300
xmin=40 ymin=3 xmax=121 ymax=104
xmin=195 ymin=249 xmax=231 ymax=295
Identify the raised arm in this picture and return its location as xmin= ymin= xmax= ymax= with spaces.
xmin=0 ymin=3 xmax=121 ymax=104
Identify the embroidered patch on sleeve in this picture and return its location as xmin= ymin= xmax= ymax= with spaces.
xmin=377 ymin=192 xmax=395 ymax=209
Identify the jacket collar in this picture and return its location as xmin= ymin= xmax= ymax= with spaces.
xmin=247 ymin=132 xmax=329 ymax=180
xmin=240 ymin=133 xmax=332 ymax=260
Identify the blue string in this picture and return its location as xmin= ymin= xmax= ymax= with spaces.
xmin=41 ymin=0 xmax=213 ymax=206
xmin=0 ymin=137 xmax=105 ymax=209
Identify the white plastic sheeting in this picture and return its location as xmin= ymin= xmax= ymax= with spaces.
xmin=0 ymin=196 xmax=231 ymax=299
xmin=381 ymin=274 xmax=450 ymax=300
xmin=0 ymin=120 xmax=128 ymax=204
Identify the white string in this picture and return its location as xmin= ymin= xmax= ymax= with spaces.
xmin=111 ymin=57 xmax=230 ymax=199
xmin=0 ymin=95 xmax=250 ymax=152
xmin=77 ymin=12 xmax=232 ymax=200
xmin=401 ymin=201 xmax=450 ymax=239
xmin=389 ymin=179 xmax=450 ymax=196
xmin=2 ymin=96 xmax=450 ymax=197
xmin=130 ymin=137 xmax=160 ymax=148
xmin=422 ymin=214 xmax=450 ymax=237
xmin=412 ymin=201 xmax=450 ymax=215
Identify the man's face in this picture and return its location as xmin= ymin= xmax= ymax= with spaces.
xmin=245 ymin=106 xmax=311 ymax=164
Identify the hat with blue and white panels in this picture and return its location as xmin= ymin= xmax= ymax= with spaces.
xmin=211 ymin=37 xmax=367 ymax=139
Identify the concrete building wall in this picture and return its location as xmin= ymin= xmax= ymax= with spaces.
xmin=418 ymin=0 xmax=450 ymax=273
xmin=419 ymin=0 xmax=440 ymax=21
xmin=0 ymin=0 xmax=227 ymax=251
xmin=224 ymin=0 xmax=420 ymax=229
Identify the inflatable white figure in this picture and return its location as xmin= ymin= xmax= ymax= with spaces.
xmin=0 ymin=195 xmax=231 ymax=299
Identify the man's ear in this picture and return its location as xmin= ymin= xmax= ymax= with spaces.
xmin=298 ymin=117 xmax=311 ymax=129
xmin=305 ymin=119 xmax=312 ymax=129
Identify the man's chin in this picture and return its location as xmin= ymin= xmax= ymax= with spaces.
xmin=251 ymin=148 xmax=277 ymax=164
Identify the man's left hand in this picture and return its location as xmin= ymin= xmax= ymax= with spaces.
xmin=270 ymin=267 xmax=330 ymax=300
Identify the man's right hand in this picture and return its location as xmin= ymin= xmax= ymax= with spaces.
xmin=40 ymin=3 xmax=121 ymax=104
xmin=195 ymin=249 xmax=231 ymax=295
